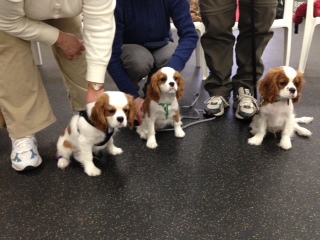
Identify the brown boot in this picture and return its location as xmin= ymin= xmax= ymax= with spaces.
xmin=0 ymin=110 xmax=6 ymax=128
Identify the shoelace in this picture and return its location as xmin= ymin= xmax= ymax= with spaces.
xmin=237 ymin=94 xmax=259 ymax=109
xmin=204 ymin=96 xmax=230 ymax=107
xmin=12 ymin=136 xmax=35 ymax=152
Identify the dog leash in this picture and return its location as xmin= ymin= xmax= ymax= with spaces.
xmin=158 ymin=93 xmax=216 ymax=131
xmin=250 ymin=0 xmax=258 ymax=99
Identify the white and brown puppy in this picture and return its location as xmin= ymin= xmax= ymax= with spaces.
xmin=248 ymin=66 xmax=313 ymax=150
xmin=57 ymin=91 xmax=136 ymax=176
xmin=137 ymin=67 xmax=185 ymax=149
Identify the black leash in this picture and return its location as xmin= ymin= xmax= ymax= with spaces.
xmin=250 ymin=0 xmax=258 ymax=99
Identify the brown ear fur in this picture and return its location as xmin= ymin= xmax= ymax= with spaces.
xmin=125 ymin=94 xmax=136 ymax=129
xmin=147 ymin=71 xmax=161 ymax=102
xmin=90 ymin=94 xmax=109 ymax=132
xmin=259 ymin=69 xmax=281 ymax=106
xmin=292 ymin=71 xmax=305 ymax=104
xmin=175 ymin=71 xmax=185 ymax=100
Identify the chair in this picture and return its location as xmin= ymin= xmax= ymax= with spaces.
xmin=171 ymin=0 xmax=294 ymax=80
xmin=298 ymin=0 xmax=320 ymax=73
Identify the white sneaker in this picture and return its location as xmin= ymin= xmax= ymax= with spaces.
xmin=204 ymin=96 xmax=230 ymax=117
xmin=234 ymin=87 xmax=258 ymax=120
xmin=11 ymin=135 xmax=42 ymax=171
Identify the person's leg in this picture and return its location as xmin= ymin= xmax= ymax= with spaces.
xmin=142 ymin=42 xmax=177 ymax=95
xmin=46 ymin=15 xmax=87 ymax=111
xmin=0 ymin=109 xmax=5 ymax=128
xmin=0 ymin=31 xmax=56 ymax=138
xmin=199 ymin=0 xmax=237 ymax=116
xmin=0 ymin=30 xmax=56 ymax=170
xmin=233 ymin=0 xmax=277 ymax=93
xmin=120 ymin=44 xmax=154 ymax=95
xmin=233 ymin=0 xmax=277 ymax=119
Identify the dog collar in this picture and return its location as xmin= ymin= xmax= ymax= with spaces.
xmin=158 ymin=103 xmax=171 ymax=119
xmin=79 ymin=110 xmax=114 ymax=146
xmin=260 ymin=98 xmax=290 ymax=106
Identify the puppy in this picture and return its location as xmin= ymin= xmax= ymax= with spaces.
xmin=136 ymin=67 xmax=185 ymax=148
xmin=248 ymin=66 xmax=313 ymax=150
xmin=57 ymin=91 xmax=136 ymax=176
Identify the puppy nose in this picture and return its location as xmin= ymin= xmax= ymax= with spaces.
xmin=117 ymin=116 xmax=124 ymax=123
xmin=169 ymin=82 xmax=175 ymax=87
xmin=289 ymin=87 xmax=296 ymax=94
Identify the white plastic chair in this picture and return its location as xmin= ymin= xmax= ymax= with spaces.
xmin=172 ymin=0 xmax=293 ymax=80
xmin=298 ymin=0 xmax=320 ymax=73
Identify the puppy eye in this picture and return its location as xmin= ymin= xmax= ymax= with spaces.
xmin=160 ymin=77 xmax=167 ymax=82
xmin=107 ymin=109 xmax=116 ymax=115
xmin=123 ymin=109 xmax=129 ymax=114
xmin=279 ymin=81 xmax=287 ymax=86
xmin=173 ymin=76 xmax=178 ymax=81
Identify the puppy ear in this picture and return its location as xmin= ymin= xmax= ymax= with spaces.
xmin=90 ymin=94 xmax=109 ymax=132
xmin=259 ymin=69 xmax=280 ymax=105
xmin=147 ymin=71 xmax=161 ymax=102
xmin=175 ymin=71 xmax=185 ymax=100
xmin=292 ymin=71 xmax=306 ymax=104
xmin=125 ymin=94 xmax=136 ymax=129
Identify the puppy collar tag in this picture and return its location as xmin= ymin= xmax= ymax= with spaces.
xmin=159 ymin=103 xmax=171 ymax=119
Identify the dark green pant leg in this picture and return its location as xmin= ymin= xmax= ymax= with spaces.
xmin=200 ymin=0 xmax=237 ymax=98
xmin=232 ymin=0 xmax=277 ymax=95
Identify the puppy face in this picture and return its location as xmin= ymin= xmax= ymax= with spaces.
xmin=90 ymin=92 xmax=136 ymax=132
xmin=259 ymin=66 xmax=305 ymax=105
xmin=148 ymin=67 xmax=185 ymax=102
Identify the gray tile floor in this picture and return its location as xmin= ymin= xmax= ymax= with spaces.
xmin=1 ymin=24 xmax=320 ymax=239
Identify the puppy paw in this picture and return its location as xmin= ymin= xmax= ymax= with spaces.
xmin=146 ymin=140 xmax=158 ymax=149
xmin=279 ymin=138 xmax=292 ymax=150
xmin=295 ymin=126 xmax=312 ymax=137
xmin=248 ymin=136 xmax=263 ymax=146
xmin=108 ymin=146 xmax=123 ymax=155
xmin=296 ymin=117 xmax=314 ymax=124
xmin=57 ymin=157 xmax=70 ymax=169
xmin=137 ymin=128 xmax=147 ymax=139
xmin=84 ymin=165 xmax=101 ymax=176
xmin=175 ymin=129 xmax=185 ymax=138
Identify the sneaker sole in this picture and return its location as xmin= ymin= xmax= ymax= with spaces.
xmin=235 ymin=111 xmax=255 ymax=120
xmin=204 ymin=108 xmax=225 ymax=117
xmin=12 ymin=157 xmax=42 ymax=171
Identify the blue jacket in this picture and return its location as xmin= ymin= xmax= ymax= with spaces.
xmin=107 ymin=0 xmax=199 ymax=98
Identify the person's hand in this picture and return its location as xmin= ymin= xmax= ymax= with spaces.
xmin=54 ymin=31 xmax=85 ymax=60
xmin=86 ymin=82 xmax=105 ymax=104
xmin=134 ymin=97 xmax=144 ymax=124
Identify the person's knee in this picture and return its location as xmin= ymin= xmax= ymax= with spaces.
xmin=122 ymin=51 xmax=154 ymax=77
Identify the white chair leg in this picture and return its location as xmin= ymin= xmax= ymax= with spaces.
xmin=31 ymin=41 xmax=43 ymax=66
xmin=298 ymin=24 xmax=315 ymax=73
xmin=283 ymin=27 xmax=292 ymax=66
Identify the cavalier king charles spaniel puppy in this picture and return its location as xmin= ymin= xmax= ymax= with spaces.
xmin=248 ymin=66 xmax=313 ymax=150
xmin=56 ymin=91 xmax=136 ymax=176
xmin=136 ymin=67 xmax=185 ymax=149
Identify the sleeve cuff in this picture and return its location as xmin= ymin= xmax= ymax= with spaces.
xmin=86 ymin=64 xmax=106 ymax=83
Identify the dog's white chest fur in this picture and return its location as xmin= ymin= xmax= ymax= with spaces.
xmin=259 ymin=101 xmax=294 ymax=133
xmin=151 ymin=99 xmax=179 ymax=128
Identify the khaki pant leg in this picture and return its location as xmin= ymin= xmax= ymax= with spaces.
xmin=0 ymin=30 xmax=56 ymax=139
xmin=45 ymin=15 xmax=87 ymax=111
xmin=0 ymin=109 xmax=5 ymax=128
